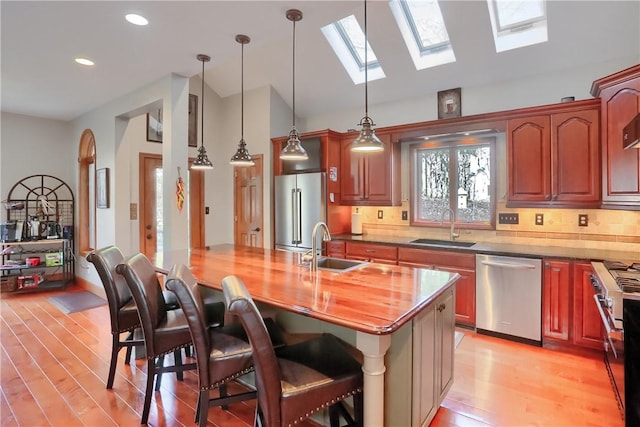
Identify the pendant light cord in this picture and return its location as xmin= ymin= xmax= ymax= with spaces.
xmin=364 ymin=0 xmax=369 ymax=119
xmin=292 ymin=18 xmax=296 ymax=129
xmin=241 ymin=41 xmax=244 ymax=139
xmin=201 ymin=57 xmax=205 ymax=149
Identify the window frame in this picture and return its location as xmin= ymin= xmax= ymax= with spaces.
xmin=409 ymin=136 xmax=496 ymax=230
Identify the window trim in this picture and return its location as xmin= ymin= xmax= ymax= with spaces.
xmin=491 ymin=0 xmax=546 ymax=34
xmin=409 ymin=136 xmax=496 ymax=230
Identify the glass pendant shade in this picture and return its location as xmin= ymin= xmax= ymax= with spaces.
xmin=280 ymin=127 xmax=308 ymax=160
xmin=352 ymin=0 xmax=384 ymax=153
xmin=191 ymin=53 xmax=214 ymax=170
xmin=230 ymin=34 xmax=255 ymax=166
xmin=280 ymin=9 xmax=308 ymax=161
xmin=351 ymin=116 xmax=384 ymax=152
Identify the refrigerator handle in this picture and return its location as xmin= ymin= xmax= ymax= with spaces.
xmin=292 ymin=188 xmax=302 ymax=244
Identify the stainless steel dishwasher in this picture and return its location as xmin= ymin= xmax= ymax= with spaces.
xmin=476 ymin=254 xmax=542 ymax=344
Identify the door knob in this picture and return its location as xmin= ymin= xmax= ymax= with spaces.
xmin=252 ymin=227 xmax=261 ymax=232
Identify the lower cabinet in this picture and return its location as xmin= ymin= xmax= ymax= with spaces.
xmin=543 ymin=259 xmax=603 ymax=349
xmin=345 ymin=241 xmax=398 ymax=265
xmin=386 ymin=285 xmax=455 ymax=427
xmin=398 ymin=247 xmax=476 ymax=327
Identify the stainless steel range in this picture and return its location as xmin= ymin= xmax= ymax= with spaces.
xmin=591 ymin=260 xmax=640 ymax=425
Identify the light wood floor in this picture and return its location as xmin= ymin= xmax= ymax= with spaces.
xmin=1 ymin=286 xmax=623 ymax=427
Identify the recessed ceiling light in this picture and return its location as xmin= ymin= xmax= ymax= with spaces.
xmin=75 ymin=57 xmax=95 ymax=66
xmin=125 ymin=13 xmax=148 ymax=26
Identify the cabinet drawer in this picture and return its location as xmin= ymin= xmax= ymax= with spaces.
xmin=398 ymin=247 xmax=475 ymax=269
xmin=326 ymin=241 xmax=345 ymax=257
xmin=346 ymin=242 xmax=397 ymax=262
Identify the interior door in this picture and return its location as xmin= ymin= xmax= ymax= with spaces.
xmin=234 ymin=154 xmax=263 ymax=247
xmin=139 ymin=153 xmax=204 ymax=258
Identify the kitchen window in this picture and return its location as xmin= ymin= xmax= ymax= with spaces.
xmin=410 ymin=137 xmax=495 ymax=229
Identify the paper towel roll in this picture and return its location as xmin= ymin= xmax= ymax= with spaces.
xmin=351 ymin=210 xmax=362 ymax=235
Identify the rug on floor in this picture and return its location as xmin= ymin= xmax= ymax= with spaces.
xmin=48 ymin=291 xmax=107 ymax=314
xmin=455 ymin=331 xmax=464 ymax=348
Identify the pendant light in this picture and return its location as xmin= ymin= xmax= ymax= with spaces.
xmin=191 ymin=54 xmax=214 ymax=170
xmin=351 ymin=0 xmax=384 ymax=153
xmin=230 ymin=35 xmax=255 ymax=166
xmin=280 ymin=9 xmax=308 ymax=161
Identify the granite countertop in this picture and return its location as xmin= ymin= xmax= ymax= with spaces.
xmin=332 ymin=233 xmax=640 ymax=263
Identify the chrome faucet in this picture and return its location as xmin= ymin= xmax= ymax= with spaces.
xmin=440 ymin=207 xmax=460 ymax=241
xmin=309 ymin=221 xmax=331 ymax=272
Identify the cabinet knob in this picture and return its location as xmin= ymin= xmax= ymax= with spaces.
xmin=624 ymin=132 xmax=629 ymax=141
xmin=545 ymin=194 xmax=551 ymax=200
xmin=437 ymin=303 xmax=446 ymax=312
xmin=146 ymin=234 xmax=152 ymax=240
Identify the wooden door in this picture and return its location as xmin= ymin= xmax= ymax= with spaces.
xmin=551 ymin=108 xmax=600 ymax=204
xmin=234 ymin=154 xmax=263 ymax=247
xmin=572 ymin=262 xmax=604 ymax=349
xmin=543 ymin=259 xmax=571 ymax=341
xmin=139 ymin=153 xmax=204 ymax=258
xmin=507 ymin=115 xmax=551 ymax=203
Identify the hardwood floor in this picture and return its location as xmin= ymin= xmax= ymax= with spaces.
xmin=1 ymin=286 xmax=623 ymax=427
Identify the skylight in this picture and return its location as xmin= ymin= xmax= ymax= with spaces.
xmin=487 ymin=0 xmax=548 ymax=52
xmin=389 ymin=0 xmax=456 ymax=70
xmin=321 ymin=15 xmax=385 ymax=85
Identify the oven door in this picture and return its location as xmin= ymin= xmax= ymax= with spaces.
xmin=594 ymin=293 xmax=625 ymax=417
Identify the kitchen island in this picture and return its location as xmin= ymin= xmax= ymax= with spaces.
xmin=153 ymin=244 xmax=459 ymax=427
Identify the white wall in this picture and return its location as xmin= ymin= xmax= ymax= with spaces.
xmin=305 ymin=57 xmax=638 ymax=132
xmin=0 ymin=112 xmax=74 ymax=220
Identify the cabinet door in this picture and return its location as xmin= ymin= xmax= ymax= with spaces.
xmin=507 ymin=115 xmax=551 ymax=203
xmin=551 ymin=108 xmax=601 ymax=204
xmin=543 ymin=260 xmax=571 ymax=341
xmin=411 ymin=299 xmax=437 ymax=427
xmin=340 ymin=137 xmax=365 ymax=203
xmin=572 ymin=262 xmax=604 ymax=349
xmin=436 ymin=287 xmax=455 ymax=402
xmin=438 ymin=266 xmax=475 ymax=327
xmin=592 ymin=65 xmax=640 ymax=208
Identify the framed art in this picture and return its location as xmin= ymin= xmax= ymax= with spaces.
xmin=188 ymin=94 xmax=198 ymax=147
xmin=97 ymin=168 xmax=110 ymax=209
xmin=146 ymin=108 xmax=162 ymax=143
xmin=437 ymin=88 xmax=462 ymax=119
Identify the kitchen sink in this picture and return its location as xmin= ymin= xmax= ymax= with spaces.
xmin=409 ymin=238 xmax=476 ymax=248
xmin=316 ymin=257 xmax=367 ymax=273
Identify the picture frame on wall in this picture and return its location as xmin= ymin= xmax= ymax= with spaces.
xmin=437 ymin=87 xmax=462 ymax=119
xmin=96 ymin=168 xmax=109 ymax=209
xmin=146 ymin=94 xmax=198 ymax=146
xmin=146 ymin=108 xmax=162 ymax=143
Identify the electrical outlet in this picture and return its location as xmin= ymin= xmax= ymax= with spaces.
xmin=377 ymin=210 xmax=384 ymax=220
xmin=535 ymin=213 xmax=544 ymax=226
xmin=578 ymin=214 xmax=588 ymax=227
xmin=498 ymin=213 xmax=519 ymax=224
xmin=402 ymin=210 xmax=408 ymax=221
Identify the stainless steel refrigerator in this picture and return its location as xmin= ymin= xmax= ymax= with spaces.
xmin=275 ymin=172 xmax=326 ymax=252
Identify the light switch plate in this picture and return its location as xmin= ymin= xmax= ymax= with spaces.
xmin=498 ymin=213 xmax=519 ymax=224
xmin=402 ymin=211 xmax=408 ymax=221
xmin=377 ymin=210 xmax=384 ymax=219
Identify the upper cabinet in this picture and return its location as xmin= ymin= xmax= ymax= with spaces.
xmin=591 ymin=64 xmax=640 ymax=210
xmin=340 ymin=132 xmax=401 ymax=206
xmin=507 ymin=100 xmax=601 ymax=208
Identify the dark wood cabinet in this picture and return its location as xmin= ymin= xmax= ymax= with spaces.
xmin=591 ymin=64 xmax=640 ymax=209
xmin=397 ymin=247 xmax=476 ymax=327
xmin=507 ymin=101 xmax=600 ymax=207
xmin=572 ymin=262 xmax=604 ymax=350
xmin=340 ymin=133 xmax=401 ymax=206
xmin=345 ymin=241 xmax=397 ymax=265
xmin=543 ymin=259 xmax=571 ymax=341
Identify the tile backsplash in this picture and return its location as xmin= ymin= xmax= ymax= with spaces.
xmin=352 ymin=203 xmax=640 ymax=253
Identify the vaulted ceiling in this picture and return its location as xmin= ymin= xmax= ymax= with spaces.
xmin=2 ymin=1 xmax=638 ymax=122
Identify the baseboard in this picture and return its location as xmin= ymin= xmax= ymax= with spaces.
xmin=75 ymin=276 xmax=106 ymax=300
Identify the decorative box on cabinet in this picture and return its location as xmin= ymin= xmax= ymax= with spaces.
xmin=398 ymin=247 xmax=476 ymax=327
xmin=340 ymin=132 xmax=401 ymax=206
xmin=507 ymin=100 xmax=601 ymax=207
xmin=591 ymin=64 xmax=640 ymax=209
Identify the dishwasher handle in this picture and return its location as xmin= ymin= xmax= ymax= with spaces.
xmin=480 ymin=260 xmax=537 ymax=269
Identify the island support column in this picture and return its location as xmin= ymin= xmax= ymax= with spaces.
xmin=356 ymin=332 xmax=391 ymax=427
